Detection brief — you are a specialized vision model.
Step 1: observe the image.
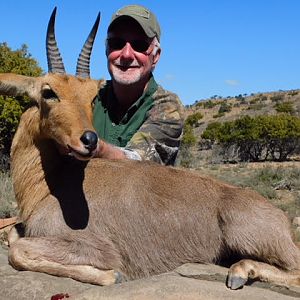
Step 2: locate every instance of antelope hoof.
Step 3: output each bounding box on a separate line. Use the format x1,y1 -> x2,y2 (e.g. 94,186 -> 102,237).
227,275 -> 247,290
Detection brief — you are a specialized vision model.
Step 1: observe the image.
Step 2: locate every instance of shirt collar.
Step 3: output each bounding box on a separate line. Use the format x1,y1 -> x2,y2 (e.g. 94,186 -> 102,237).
106,74 -> 158,118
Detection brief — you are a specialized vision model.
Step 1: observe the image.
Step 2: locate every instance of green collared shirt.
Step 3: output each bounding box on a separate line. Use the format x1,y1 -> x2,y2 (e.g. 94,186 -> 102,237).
93,76 -> 184,165
93,76 -> 157,147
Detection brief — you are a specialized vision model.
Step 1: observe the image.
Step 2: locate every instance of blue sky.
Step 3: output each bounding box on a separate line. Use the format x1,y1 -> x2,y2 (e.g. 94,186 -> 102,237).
1,1 -> 300,105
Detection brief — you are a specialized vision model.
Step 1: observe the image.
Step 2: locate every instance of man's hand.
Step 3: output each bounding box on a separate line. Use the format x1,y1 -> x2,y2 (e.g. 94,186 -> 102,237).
93,139 -> 126,160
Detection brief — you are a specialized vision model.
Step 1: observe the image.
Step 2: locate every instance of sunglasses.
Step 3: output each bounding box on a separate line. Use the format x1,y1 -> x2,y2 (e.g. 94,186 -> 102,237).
106,37 -> 152,53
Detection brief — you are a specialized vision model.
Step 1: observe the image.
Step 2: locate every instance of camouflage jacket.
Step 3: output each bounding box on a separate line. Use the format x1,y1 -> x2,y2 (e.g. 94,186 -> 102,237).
93,76 -> 184,165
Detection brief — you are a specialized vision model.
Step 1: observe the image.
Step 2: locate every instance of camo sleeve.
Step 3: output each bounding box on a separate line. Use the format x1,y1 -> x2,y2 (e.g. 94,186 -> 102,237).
125,86 -> 184,165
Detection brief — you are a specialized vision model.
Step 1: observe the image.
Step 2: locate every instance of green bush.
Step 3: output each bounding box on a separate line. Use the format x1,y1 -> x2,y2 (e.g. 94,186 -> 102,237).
213,112 -> 225,118
287,90 -> 298,96
250,98 -> 259,104
248,103 -> 265,111
195,101 -> 204,108
201,122 -> 222,142
201,114 -> 300,161
275,101 -> 294,114
218,102 -> 231,114
235,94 -> 245,102
178,144 -> 196,168
270,94 -> 284,102
203,100 -> 217,109
0,43 -> 43,155
185,112 -> 203,127
181,124 -> 196,146
260,95 -> 268,101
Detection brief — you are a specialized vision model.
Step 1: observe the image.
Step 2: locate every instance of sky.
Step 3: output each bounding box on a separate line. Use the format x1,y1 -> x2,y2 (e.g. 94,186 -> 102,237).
1,1 -> 300,105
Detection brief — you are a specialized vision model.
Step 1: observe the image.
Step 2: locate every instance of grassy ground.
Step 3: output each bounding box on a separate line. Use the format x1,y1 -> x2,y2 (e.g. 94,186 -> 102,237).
0,170 -> 16,244
0,170 -> 17,219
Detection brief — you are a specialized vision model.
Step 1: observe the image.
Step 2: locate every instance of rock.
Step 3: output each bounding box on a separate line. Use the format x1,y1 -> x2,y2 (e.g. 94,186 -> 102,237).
1,245 -> 300,300
293,217 -> 300,226
273,179 -> 292,190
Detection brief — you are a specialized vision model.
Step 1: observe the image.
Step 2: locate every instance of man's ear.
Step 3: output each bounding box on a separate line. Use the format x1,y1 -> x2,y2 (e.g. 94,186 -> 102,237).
152,48 -> 161,68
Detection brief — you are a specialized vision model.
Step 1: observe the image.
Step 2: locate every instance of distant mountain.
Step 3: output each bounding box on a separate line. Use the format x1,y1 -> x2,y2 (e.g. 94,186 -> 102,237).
186,89 -> 300,135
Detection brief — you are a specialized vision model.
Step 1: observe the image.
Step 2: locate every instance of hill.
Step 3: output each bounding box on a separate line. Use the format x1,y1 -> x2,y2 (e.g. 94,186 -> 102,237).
187,89 -> 300,121
180,89 -> 300,167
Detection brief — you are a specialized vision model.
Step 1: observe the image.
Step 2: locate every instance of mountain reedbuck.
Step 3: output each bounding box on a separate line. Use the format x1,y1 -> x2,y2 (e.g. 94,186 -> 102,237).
2,8 -> 300,289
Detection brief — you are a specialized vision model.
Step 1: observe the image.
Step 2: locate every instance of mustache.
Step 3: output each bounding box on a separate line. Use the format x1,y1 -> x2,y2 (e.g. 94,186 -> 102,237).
113,59 -> 140,68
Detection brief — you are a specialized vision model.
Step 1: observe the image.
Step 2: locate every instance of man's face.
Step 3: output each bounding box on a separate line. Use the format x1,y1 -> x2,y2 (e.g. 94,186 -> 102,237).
106,18 -> 160,86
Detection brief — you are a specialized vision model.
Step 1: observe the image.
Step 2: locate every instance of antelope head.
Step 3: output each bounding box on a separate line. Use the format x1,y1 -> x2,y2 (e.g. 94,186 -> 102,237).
0,7 -> 104,160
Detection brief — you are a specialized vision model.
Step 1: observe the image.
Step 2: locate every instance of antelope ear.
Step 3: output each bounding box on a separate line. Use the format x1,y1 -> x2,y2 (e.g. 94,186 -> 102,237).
0,73 -> 40,101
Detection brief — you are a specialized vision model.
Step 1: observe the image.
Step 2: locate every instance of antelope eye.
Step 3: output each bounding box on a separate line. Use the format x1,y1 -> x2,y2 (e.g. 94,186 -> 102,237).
42,87 -> 58,101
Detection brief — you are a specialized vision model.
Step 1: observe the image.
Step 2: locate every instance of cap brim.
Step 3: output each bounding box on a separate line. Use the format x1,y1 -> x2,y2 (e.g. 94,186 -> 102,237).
108,15 -> 155,39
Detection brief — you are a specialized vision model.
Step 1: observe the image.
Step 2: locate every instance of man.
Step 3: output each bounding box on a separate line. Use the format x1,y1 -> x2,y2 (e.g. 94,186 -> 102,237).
93,4 -> 184,165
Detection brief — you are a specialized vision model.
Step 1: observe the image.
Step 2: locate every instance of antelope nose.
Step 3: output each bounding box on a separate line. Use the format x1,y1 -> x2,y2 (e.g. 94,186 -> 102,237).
80,130 -> 98,151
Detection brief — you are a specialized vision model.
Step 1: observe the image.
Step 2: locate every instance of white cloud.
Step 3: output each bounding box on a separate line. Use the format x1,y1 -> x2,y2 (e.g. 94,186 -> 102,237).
164,74 -> 175,81
225,79 -> 239,86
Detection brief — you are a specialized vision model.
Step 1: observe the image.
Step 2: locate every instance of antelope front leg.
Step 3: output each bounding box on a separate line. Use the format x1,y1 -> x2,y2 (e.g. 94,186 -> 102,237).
8,237 -> 124,286
227,259 -> 296,289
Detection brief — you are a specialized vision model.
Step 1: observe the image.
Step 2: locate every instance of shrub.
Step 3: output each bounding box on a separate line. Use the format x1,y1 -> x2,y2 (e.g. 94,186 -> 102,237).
201,114 -> 300,161
250,98 -> 259,104
213,112 -> 225,118
275,101 -> 294,114
260,95 -> 268,101
201,122 -> 222,142
270,94 -> 284,102
0,97 -> 23,155
288,91 -> 299,96
178,144 -> 196,168
248,103 -> 265,111
0,43 -> 43,155
235,94 -> 245,102
218,102 -> 231,114
181,124 -> 197,146
185,112 -> 203,127
203,100 -> 217,109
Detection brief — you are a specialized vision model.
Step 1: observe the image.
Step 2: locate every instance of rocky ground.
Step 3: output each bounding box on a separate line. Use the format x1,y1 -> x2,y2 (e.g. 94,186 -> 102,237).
1,244 -> 300,300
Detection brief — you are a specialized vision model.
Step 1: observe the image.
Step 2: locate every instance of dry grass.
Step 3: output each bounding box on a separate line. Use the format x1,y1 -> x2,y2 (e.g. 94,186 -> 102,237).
0,170 -> 17,218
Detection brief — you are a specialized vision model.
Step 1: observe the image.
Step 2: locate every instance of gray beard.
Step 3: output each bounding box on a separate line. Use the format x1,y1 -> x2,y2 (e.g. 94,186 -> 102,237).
110,67 -> 142,85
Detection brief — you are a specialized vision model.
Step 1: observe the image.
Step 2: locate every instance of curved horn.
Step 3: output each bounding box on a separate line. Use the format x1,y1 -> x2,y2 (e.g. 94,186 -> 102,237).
46,7 -> 65,74
76,13 -> 100,78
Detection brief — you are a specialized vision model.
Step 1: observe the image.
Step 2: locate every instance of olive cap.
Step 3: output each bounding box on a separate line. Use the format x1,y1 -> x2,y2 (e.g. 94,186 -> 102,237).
108,5 -> 161,41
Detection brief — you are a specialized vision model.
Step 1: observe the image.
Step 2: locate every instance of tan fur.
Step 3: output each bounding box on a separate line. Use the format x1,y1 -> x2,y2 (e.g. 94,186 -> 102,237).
2,72 -> 300,289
